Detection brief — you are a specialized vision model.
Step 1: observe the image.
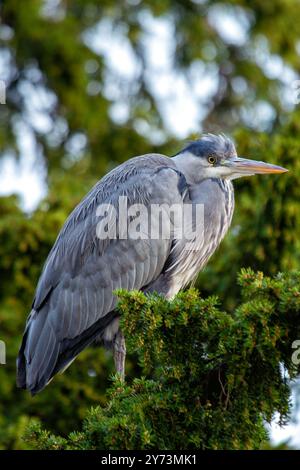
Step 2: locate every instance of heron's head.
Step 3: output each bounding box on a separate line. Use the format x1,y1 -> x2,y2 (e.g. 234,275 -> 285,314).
172,134 -> 287,183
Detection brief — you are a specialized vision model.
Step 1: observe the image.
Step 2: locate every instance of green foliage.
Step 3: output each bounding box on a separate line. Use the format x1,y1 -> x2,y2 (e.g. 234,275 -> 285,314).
25,270 -> 300,450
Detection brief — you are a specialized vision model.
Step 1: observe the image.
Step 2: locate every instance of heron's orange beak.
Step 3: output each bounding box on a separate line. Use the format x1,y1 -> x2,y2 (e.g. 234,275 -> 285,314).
228,157 -> 288,175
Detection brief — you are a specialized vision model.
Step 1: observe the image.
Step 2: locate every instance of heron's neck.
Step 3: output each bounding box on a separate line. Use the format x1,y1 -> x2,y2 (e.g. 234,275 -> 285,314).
213,177 -> 234,195
172,153 -> 204,184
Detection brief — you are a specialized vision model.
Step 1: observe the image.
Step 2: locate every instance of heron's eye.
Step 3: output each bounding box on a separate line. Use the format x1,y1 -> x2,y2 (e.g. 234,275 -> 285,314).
208,155 -> 216,165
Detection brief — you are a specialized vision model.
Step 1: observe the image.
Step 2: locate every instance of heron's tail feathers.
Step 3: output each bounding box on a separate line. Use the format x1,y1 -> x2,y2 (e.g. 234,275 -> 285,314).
17,308 -> 118,395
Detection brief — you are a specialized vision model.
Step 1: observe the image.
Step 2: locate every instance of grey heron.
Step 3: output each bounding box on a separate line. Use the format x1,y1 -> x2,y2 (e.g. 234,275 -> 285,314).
17,134 -> 287,394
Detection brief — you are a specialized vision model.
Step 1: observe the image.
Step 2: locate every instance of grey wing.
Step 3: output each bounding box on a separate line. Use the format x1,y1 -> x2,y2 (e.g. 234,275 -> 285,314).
17,154 -> 187,394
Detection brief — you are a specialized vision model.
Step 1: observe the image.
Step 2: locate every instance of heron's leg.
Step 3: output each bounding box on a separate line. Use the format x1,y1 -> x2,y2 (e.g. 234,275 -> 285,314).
113,330 -> 126,381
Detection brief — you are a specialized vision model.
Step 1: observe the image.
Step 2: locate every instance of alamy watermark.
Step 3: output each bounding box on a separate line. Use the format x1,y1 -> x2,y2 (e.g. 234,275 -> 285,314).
292,79 -> 300,105
0,80 -> 6,105
0,340 -> 6,365
291,340 -> 300,365
95,197 -> 205,251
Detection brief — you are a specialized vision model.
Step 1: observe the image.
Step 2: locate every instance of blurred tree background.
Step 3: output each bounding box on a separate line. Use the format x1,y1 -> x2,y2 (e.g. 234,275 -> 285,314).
0,0 -> 299,449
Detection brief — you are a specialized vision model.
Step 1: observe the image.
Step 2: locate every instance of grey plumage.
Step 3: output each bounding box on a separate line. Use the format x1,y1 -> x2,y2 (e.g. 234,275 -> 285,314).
17,134 -> 287,394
